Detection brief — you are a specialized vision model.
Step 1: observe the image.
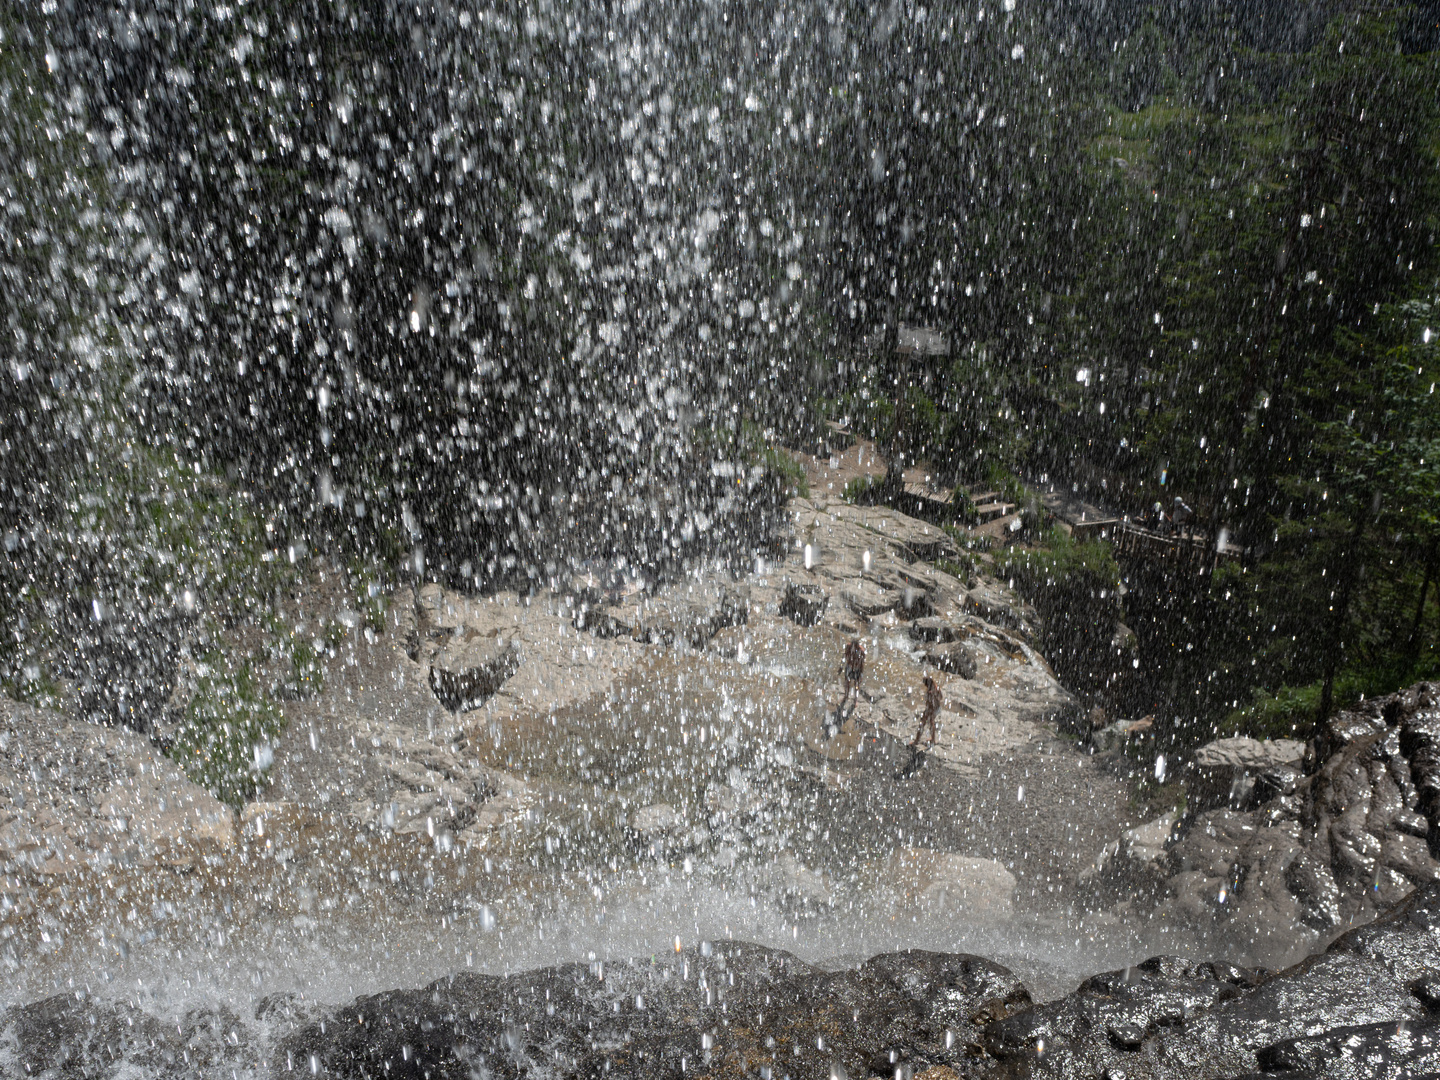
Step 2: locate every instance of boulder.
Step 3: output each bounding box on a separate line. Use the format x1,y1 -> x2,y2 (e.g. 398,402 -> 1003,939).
1111,684 -> 1440,947
428,636 -> 521,712
885,847 -> 1016,921
0,697 -> 236,878
924,641 -> 978,679
274,939 -> 1027,1080
780,581 -> 829,627
1186,736 -> 1305,814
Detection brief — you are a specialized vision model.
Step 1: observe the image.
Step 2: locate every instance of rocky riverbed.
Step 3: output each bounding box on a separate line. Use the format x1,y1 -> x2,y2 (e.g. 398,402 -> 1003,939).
4,488 -> 1440,1077
0,491 -> 1152,1008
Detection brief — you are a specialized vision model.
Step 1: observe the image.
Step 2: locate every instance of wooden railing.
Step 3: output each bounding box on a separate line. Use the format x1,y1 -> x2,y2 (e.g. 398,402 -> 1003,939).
1072,518 -> 1241,571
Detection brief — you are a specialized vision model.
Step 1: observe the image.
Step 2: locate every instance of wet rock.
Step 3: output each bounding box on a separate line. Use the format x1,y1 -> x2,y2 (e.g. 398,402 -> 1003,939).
1254,1013 -> 1440,1079
428,638 -> 521,712
781,581 -> 829,627
9,884 -> 1440,1080
1152,947 -> 1426,1077
1117,684 -> 1440,947
1079,812 -> 1175,896
819,502 -> 959,564
980,954 -> 1244,1075
1285,850 -> 1343,929
1186,736 -> 1304,815
1,993 -> 258,1078
277,941 -> 1027,1080
897,587 -> 937,618
631,586 -> 748,648
924,641 -> 978,679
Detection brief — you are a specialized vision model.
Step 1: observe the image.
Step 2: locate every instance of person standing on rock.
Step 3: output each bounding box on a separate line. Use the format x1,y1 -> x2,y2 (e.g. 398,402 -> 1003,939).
911,674 -> 943,748
837,636 -> 867,718
1171,496 -> 1193,538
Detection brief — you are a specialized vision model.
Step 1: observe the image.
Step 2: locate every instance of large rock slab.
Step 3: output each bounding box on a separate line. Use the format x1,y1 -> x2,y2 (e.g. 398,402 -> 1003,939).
7,884 -> 1440,1079
0,697 -> 235,878
274,942 -> 1030,1080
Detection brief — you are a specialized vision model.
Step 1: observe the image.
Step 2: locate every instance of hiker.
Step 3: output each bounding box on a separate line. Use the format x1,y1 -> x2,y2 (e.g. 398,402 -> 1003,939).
1171,496 -> 1193,537
911,674 -> 943,748
838,636 -> 867,714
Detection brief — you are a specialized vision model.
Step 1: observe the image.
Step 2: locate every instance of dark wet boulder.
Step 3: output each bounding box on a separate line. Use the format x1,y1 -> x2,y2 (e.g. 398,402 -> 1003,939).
1126,683 -> 1440,950
0,992 -> 257,1078
1252,1013 -> 1440,1079
275,943 -> 1029,1080
979,954 -> 1253,1078
10,884 -> 1440,1079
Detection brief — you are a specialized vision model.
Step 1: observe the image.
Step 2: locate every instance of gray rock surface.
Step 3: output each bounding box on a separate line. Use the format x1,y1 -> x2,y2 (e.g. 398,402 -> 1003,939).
5,882 -> 1440,1079
0,697 -> 235,880
1091,684 -> 1440,958
1186,736 -> 1304,814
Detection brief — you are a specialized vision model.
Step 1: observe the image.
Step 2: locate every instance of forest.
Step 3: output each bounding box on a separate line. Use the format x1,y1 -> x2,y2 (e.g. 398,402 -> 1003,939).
1,0 -> 1438,768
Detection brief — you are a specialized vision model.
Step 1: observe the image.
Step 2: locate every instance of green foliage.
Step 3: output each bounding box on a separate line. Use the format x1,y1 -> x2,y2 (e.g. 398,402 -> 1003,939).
995,527 -> 1123,597
843,474 -> 883,505
171,656 -> 284,809
757,446 -> 809,499
995,526 -> 1126,708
